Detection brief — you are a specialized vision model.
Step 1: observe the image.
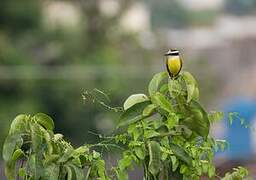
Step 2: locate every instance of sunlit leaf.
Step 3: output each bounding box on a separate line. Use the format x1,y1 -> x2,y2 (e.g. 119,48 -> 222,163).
148,141 -> 161,176
169,143 -> 192,166
118,101 -> 151,127
134,147 -> 145,160
42,164 -> 60,180
123,94 -> 149,110
68,163 -> 84,180
12,149 -> 24,161
151,92 -> 173,113
34,113 -> 54,131
2,133 -> 23,162
168,79 -> 182,98
118,155 -> 133,171
64,165 -> 73,180
181,71 -> 199,103
142,104 -> 157,117
181,100 -> 209,137
148,71 -> 168,97
9,114 -> 27,134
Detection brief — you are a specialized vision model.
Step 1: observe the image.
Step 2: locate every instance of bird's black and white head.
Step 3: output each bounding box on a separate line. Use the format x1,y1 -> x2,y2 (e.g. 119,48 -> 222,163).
165,49 -> 180,56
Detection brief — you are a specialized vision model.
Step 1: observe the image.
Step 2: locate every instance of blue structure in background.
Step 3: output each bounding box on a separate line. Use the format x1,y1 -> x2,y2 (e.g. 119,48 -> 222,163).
223,97 -> 256,159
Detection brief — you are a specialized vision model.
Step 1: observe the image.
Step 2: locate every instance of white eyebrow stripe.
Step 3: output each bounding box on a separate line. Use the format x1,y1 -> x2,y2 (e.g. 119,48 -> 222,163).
170,50 -> 179,54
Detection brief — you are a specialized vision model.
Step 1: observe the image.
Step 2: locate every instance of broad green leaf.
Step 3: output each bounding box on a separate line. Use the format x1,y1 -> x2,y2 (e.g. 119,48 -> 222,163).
44,154 -> 60,165
118,155 -> 133,171
34,113 -> 54,131
151,92 -> 173,113
2,133 -> 23,162
118,101 -> 151,127
58,147 -> 74,163
144,130 -> 160,139
18,168 -> 26,177
148,141 -> 161,176
42,164 -> 60,180
181,71 -> 198,103
160,84 -> 168,94
142,104 -> 157,117
26,154 -> 43,179
64,165 -> 73,180
69,164 -> 84,180
166,113 -> 179,129
181,100 -> 210,137
170,156 -> 179,171
180,164 -> 188,174
128,124 -> 142,141
30,123 -> 43,152
123,94 -> 149,110
169,143 -> 192,166
41,128 -> 53,154
168,79 -> 182,98
95,159 -> 107,179
73,146 -> 89,158
9,114 -> 27,134
134,147 -> 145,160
148,71 -> 168,96
12,149 -> 24,161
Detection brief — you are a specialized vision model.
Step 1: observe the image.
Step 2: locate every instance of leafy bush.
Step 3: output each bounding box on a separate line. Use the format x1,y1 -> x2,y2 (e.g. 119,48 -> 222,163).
2,70 -> 249,179
2,113 -> 108,180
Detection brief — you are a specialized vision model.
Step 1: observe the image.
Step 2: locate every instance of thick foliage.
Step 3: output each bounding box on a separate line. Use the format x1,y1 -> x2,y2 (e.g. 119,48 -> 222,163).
114,71 -> 249,180
2,71 -> 249,180
2,113 -> 108,180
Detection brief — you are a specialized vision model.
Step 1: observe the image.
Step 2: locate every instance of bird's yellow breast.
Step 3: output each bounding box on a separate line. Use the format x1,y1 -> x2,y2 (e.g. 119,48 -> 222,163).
167,56 -> 182,76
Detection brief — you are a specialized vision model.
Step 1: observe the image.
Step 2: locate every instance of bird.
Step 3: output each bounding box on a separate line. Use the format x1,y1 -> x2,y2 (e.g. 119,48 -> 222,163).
165,49 -> 183,78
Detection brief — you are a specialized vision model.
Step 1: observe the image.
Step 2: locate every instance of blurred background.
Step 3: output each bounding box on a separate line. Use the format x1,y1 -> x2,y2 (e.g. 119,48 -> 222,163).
1,0 -> 256,178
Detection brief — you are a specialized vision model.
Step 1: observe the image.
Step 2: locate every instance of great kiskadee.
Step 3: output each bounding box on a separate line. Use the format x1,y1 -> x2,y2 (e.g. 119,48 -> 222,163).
165,49 -> 182,78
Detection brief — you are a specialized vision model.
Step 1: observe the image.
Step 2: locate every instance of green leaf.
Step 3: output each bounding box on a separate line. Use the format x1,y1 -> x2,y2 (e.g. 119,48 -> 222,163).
118,101 -> 151,127
148,141 -> 161,176
181,71 -> 198,103
30,123 -> 43,152
160,84 -> 168,94
64,165 -> 73,180
44,154 -> 60,165
142,104 -> 157,117
169,143 -> 192,166
134,147 -> 145,160
41,128 -> 53,154
151,92 -> 173,113
18,168 -> 26,177
148,71 -> 168,96
144,130 -> 160,139
168,79 -> 182,98
9,114 -> 27,134
128,124 -> 142,141
12,149 -> 24,161
58,147 -> 74,163
34,113 -> 54,131
170,156 -> 179,171
68,163 -> 84,180
95,159 -> 107,179
180,164 -> 188,174
181,100 -> 210,137
2,133 -> 23,162
123,94 -> 149,110
42,164 -> 60,180
118,155 -> 133,171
